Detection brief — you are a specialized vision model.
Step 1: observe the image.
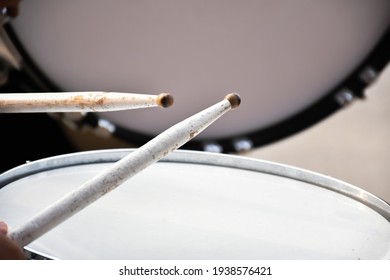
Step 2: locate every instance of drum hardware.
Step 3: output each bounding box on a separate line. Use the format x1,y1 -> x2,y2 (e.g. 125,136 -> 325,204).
334,88 -> 355,107
359,66 -> 379,85
96,119 -> 116,135
202,142 -> 223,153
334,64 -> 382,107
232,138 -> 254,152
55,112 -> 259,153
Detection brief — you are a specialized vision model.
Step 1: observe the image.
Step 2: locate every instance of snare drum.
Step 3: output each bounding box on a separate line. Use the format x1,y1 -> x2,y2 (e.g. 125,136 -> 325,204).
0,149 -> 389,260
1,1 -> 389,152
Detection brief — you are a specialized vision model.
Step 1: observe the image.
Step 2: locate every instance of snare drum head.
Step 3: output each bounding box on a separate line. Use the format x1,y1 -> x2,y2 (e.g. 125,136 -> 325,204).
2,0 -> 390,152
0,150 -> 389,260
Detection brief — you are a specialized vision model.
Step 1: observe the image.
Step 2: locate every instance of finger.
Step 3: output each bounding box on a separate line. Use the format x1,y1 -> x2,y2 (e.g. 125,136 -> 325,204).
0,221 -> 8,235
0,234 -> 26,260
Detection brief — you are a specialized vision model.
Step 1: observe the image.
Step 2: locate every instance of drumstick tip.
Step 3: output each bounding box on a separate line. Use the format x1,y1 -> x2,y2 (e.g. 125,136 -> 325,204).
224,93 -> 241,109
156,93 -> 174,108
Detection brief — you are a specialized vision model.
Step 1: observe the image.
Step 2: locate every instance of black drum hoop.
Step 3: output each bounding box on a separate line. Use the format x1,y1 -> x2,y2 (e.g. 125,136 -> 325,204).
1,23 -> 389,153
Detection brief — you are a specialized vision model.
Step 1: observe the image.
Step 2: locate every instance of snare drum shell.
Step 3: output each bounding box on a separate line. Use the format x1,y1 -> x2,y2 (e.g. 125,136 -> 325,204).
0,149 -> 389,260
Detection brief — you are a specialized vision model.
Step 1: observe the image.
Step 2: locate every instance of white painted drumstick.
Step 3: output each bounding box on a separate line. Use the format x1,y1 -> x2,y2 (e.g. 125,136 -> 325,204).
8,93 -> 241,248
0,91 -> 174,112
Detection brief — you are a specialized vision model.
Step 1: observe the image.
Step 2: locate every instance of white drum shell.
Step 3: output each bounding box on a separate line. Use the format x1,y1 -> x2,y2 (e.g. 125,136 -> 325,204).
0,149 -> 389,260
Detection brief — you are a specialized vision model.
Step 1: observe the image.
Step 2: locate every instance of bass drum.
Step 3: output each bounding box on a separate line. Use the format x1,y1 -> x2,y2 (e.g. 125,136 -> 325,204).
0,149 -> 389,260
0,0 -> 389,152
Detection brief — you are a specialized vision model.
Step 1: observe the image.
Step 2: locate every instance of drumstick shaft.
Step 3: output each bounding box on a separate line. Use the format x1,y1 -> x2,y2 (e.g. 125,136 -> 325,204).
8,93 -> 241,248
0,92 -> 173,112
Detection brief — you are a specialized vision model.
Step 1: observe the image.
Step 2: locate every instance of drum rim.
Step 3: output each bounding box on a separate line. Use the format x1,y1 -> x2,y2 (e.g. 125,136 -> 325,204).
1,148 -> 389,222
1,22 -> 389,153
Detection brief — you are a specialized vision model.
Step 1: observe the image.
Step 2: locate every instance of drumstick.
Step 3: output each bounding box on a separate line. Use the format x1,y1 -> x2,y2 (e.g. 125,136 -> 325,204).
0,91 -> 174,112
8,93 -> 241,248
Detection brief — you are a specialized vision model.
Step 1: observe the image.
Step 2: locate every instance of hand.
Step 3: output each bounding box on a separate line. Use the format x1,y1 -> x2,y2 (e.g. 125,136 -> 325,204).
0,221 -> 26,260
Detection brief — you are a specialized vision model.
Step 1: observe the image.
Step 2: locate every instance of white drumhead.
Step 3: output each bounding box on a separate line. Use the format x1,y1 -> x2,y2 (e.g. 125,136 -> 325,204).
0,149 -> 389,259
8,0 -> 390,139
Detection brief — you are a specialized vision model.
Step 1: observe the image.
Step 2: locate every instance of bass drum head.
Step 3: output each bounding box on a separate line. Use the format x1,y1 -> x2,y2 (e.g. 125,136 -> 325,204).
2,0 -> 390,152
0,149 -> 389,260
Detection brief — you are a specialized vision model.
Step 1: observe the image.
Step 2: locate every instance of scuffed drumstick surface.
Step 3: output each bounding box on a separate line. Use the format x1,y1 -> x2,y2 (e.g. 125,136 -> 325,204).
8,93 -> 241,248
0,92 -> 173,113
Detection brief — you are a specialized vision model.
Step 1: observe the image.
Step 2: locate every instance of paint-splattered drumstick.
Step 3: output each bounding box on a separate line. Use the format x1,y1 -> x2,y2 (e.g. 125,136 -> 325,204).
8,93 -> 241,248
0,92 -> 174,113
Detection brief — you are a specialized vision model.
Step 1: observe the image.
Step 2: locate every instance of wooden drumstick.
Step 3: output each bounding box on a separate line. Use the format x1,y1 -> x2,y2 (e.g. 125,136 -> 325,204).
0,91 -> 174,113
8,93 -> 241,248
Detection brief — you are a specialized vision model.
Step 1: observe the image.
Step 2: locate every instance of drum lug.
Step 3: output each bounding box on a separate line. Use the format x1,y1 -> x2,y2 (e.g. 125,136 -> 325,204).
95,119 -> 116,138
359,66 -> 378,85
203,142 -> 223,153
233,138 -> 254,152
334,89 -> 355,107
